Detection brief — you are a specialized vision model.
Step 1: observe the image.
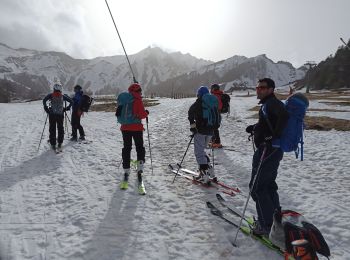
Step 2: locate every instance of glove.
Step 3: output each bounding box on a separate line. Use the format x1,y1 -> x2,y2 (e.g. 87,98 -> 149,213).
190,123 -> 197,134
145,109 -> 149,115
64,105 -> 71,112
44,107 -> 50,114
246,125 -> 255,134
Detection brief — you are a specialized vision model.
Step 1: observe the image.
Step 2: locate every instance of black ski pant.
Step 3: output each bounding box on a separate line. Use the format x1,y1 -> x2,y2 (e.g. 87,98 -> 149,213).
212,128 -> 221,144
71,111 -> 85,138
49,114 -> 64,146
249,145 -> 283,229
122,131 -> 145,169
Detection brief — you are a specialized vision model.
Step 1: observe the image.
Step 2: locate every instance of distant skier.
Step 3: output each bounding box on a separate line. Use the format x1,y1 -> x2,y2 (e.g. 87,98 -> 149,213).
70,85 -> 85,141
43,82 -> 73,152
188,86 -> 220,184
210,84 -> 223,148
245,78 -> 289,236
116,83 -> 149,195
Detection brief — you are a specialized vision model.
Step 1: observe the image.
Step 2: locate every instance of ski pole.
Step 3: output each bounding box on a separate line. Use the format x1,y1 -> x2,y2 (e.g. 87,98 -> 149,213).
232,145 -> 267,246
146,117 -> 154,175
172,134 -> 194,183
37,113 -> 49,152
105,0 -> 137,83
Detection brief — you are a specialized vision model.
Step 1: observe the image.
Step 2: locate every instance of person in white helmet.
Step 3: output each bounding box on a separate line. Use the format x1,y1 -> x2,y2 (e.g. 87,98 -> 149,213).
43,83 -> 73,151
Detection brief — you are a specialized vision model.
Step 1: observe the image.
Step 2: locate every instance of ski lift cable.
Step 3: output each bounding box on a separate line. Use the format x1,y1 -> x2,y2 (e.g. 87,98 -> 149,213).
105,0 -> 138,83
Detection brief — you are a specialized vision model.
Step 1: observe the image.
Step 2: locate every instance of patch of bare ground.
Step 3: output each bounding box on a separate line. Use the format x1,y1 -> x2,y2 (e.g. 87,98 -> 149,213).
248,106 -> 350,131
304,116 -> 350,131
90,98 -> 160,112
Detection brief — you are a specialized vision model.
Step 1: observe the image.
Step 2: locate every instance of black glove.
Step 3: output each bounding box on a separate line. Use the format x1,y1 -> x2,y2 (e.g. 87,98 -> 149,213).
246,125 -> 255,134
44,107 -> 50,114
190,123 -> 197,134
145,109 -> 149,115
64,105 -> 71,112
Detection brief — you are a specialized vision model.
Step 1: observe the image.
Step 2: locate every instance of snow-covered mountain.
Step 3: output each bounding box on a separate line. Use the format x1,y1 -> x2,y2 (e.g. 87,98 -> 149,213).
0,42 -> 306,101
0,43 -> 211,100
147,54 -> 307,96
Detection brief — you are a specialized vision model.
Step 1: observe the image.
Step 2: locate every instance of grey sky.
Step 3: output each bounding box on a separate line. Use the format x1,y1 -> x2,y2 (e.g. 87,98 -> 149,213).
0,0 -> 349,67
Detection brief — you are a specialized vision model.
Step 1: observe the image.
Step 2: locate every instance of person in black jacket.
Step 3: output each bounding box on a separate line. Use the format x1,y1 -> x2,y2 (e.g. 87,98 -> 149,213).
70,85 -> 85,141
246,78 -> 289,236
43,83 -> 73,151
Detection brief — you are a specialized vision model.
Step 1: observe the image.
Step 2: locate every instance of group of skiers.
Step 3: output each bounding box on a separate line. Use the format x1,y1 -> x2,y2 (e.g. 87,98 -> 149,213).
42,78 -> 289,238
42,83 -> 86,152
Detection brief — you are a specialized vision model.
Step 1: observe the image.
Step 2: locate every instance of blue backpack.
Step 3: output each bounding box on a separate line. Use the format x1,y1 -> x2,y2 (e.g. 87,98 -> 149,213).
201,93 -> 221,128
263,93 -> 309,160
116,92 -> 141,125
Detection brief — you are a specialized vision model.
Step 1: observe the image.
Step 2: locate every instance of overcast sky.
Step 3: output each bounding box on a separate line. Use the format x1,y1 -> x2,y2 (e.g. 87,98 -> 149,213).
0,0 -> 349,67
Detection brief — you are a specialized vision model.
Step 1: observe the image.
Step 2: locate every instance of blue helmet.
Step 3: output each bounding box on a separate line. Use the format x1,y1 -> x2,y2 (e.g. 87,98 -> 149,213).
197,86 -> 209,97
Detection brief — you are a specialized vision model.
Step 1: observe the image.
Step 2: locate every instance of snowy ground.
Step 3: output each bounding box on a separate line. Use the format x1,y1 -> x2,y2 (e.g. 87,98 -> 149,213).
0,93 -> 349,259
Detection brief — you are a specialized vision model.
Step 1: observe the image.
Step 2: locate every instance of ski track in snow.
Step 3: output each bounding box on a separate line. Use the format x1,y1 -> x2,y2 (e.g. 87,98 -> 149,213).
0,95 -> 349,259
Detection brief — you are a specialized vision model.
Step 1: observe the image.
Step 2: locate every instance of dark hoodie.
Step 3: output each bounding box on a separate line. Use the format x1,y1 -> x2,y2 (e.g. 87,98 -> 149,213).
253,93 -> 289,147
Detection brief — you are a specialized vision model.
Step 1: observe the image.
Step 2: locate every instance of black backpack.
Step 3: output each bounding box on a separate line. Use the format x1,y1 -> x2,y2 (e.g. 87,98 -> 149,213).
220,93 -> 230,114
80,94 -> 93,112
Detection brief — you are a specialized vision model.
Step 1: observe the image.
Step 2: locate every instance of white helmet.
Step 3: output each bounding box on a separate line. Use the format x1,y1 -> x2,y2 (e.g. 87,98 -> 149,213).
53,83 -> 62,92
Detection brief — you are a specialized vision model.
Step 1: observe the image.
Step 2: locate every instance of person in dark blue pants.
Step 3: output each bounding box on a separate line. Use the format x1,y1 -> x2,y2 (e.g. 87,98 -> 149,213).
246,78 -> 289,236
70,85 -> 85,141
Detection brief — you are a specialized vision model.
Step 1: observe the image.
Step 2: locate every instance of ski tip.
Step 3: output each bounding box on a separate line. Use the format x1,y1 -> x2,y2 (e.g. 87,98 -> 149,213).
216,193 -> 224,200
206,201 -> 214,208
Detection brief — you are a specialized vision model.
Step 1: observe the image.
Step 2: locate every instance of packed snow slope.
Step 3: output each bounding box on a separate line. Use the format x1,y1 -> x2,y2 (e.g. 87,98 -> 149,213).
0,93 -> 349,259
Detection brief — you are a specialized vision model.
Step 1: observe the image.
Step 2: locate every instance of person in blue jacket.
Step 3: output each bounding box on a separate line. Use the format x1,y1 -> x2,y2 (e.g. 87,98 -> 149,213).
70,85 -> 85,141
43,83 -> 73,150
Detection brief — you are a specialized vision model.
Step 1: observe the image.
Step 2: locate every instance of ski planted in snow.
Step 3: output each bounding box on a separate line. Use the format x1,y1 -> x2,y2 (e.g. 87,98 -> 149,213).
170,164 -> 240,193
216,193 -> 248,223
168,164 -> 215,189
206,201 -> 291,257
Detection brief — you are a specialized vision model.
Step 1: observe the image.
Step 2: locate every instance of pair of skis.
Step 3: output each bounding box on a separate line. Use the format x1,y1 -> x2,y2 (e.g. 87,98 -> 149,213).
207,194 -> 293,258
168,164 -> 240,196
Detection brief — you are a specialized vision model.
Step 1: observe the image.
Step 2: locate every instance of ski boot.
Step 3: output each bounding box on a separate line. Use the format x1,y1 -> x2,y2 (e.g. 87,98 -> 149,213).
57,143 -> 63,153
51,144 -> 56,151
195,165 -> 211,184
70,136 -> 77,142
120,169 -> 130,190
137,172 -> 146,195
79,136 -> 85,141
208,165 -> 217,182
137,161 -> 146,195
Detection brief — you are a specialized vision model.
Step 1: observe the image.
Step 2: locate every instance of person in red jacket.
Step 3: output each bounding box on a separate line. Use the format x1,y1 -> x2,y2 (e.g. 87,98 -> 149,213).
119,83 -> 149,194
210,84 -> 223,148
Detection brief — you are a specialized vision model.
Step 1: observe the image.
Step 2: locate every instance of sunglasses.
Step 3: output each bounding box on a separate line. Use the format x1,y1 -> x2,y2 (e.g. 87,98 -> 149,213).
256,86 -> 269,90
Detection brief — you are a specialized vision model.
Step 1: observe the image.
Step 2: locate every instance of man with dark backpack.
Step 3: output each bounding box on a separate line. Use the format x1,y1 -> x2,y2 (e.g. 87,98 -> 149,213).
43,82 -> 73,152
70,85 -> 86,141
188,86 -> 221,184
116,83 -> 149,195
210,84 -> 224,148
245,78 -> 289,236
